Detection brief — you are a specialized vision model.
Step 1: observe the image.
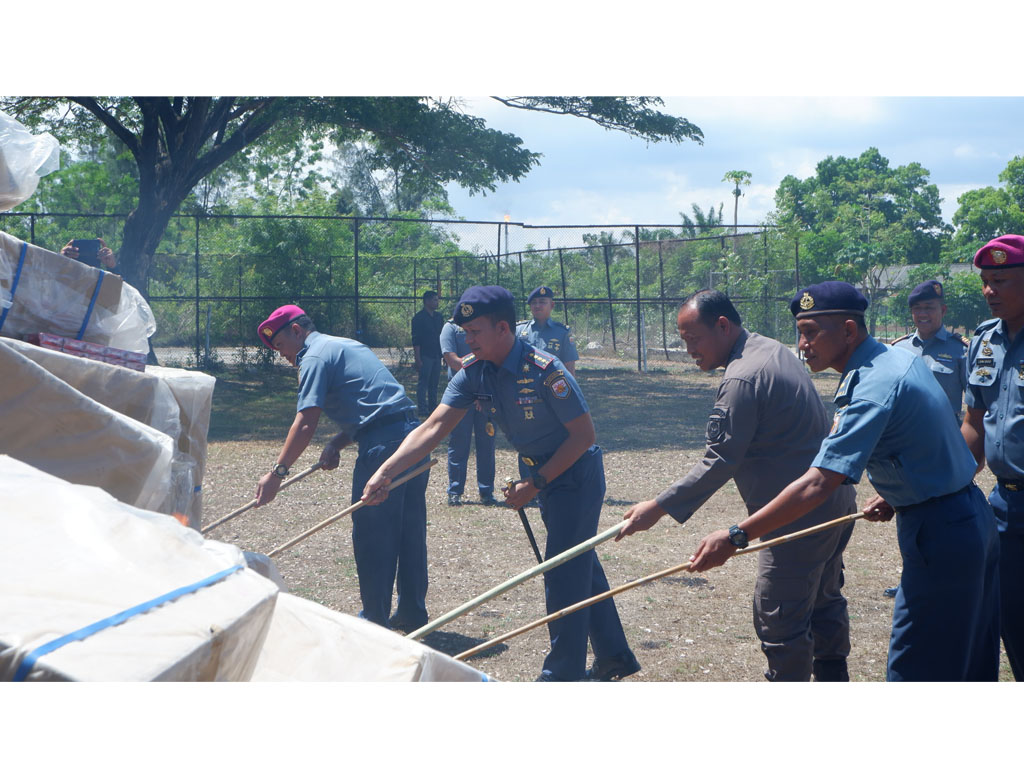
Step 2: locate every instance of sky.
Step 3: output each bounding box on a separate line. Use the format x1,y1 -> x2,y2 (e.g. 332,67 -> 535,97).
443,96 -> 1024,231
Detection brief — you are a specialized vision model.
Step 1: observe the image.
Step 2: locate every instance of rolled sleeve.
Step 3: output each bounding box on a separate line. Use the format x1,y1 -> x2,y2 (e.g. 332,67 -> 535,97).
441,367 -> 477,409
656,378 -> 758,524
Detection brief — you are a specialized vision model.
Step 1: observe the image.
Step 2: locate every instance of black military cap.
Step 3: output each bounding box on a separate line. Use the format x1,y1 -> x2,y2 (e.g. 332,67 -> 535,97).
907,280 -> 943,306
527,286 -> 554,303
451,285 -> 515,326
790,281 -> 869,318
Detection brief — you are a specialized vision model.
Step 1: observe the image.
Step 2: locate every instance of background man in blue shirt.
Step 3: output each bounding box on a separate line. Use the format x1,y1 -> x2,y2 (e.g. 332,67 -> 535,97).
254,304 -> 430,633
891,279 -> 968,420
362,286 -> 639,682
688,282 -> 999,681
516,285 -> 579,375
440,317 -> 496,507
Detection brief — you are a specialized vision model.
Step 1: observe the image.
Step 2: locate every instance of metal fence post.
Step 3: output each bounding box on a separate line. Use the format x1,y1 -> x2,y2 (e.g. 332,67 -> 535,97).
635,226 -> 641,372
194,214 -> 201,366
658,240 -> 668,361
603,243 -> 616,352
354,218 -> 361,339
558,248 -> 568,327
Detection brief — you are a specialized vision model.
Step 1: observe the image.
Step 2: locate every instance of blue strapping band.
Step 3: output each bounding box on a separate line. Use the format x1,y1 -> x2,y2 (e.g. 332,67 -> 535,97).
76,270 -> 104,340
0,242 -> 28,334
13,563 -> 243,681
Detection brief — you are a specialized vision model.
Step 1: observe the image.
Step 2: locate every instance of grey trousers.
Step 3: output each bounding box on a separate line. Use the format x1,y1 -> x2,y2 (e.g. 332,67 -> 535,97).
753,520 -> 854,681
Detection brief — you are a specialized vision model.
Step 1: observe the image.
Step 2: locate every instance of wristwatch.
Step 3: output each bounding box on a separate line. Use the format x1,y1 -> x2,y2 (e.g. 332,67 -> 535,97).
727,524 -> 749,549
531,472 -> 547,491
272,463 -> 290,478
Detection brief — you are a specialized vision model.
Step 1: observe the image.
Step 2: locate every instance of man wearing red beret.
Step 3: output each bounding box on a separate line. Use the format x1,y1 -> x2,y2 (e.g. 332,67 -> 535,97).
254,304 -> 431,632
963,234 -> 1024,680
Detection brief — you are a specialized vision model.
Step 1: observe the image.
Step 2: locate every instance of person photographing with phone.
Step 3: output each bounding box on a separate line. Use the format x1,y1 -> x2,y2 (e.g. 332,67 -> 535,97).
60,238 -> 118,272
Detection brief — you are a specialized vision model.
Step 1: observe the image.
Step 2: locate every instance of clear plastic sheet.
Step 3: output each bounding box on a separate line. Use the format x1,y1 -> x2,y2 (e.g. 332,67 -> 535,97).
0,230 -> 155,354
0,110 -> 60,212
0,457 -> 279,682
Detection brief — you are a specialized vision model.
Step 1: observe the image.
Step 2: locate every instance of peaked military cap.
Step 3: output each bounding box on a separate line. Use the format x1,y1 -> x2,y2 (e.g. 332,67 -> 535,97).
451,285 -> 516,326
527,285 -> 554,304
908,280 -> 944,306
974,234 -> 1024,270
790,281 -> 869,318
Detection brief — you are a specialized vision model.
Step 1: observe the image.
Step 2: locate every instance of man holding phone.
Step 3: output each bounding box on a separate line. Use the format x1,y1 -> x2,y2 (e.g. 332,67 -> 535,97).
61,238 -> 117,272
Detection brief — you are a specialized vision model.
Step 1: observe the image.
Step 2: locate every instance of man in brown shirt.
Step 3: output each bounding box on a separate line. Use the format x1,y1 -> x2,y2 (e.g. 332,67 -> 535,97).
616,289 -> 856,681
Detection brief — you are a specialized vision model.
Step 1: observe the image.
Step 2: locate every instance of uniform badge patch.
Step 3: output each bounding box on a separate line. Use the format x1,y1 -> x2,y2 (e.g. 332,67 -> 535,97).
982,343 -> 994,357
524,407 -> 535,420
799,292 -> 815,310
262,326 -> 274,338
993,249 -> 1008,265
830,408 -> 844,436
550,377 -> 570,399
461,303 -> 475,317
706,407 -> 727,442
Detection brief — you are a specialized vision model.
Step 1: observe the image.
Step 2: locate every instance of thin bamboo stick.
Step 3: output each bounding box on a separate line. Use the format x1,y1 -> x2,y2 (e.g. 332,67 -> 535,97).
266,458 -> 437,558
454,511 -> 866,661
201,462 -> 324,534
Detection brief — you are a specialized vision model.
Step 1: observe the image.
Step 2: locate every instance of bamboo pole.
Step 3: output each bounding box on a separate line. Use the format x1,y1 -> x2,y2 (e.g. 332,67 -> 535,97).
454,511 -> 865,662
201,462 -> 324,534
407,520 -> 627,641
266,458 -> 437,558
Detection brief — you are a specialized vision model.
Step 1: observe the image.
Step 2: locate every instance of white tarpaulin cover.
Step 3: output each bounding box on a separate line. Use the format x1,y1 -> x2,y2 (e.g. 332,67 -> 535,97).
0,338 -> 216,527
0,342 -> 175,510
251,593 -> 488,682
0,456 -> 279,682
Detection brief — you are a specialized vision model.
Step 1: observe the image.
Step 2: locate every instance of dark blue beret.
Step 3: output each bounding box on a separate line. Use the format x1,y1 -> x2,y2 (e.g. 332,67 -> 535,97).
527,286 -> 554,304
908,280 -> 944,306
451,285 -> 516,326
790,281 -> 869,318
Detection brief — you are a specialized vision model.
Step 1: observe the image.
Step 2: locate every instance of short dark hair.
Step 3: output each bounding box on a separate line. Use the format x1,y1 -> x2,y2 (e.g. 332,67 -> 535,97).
422,290 -> 438,302
293,314 -> 317,333
682,289 -> 742,327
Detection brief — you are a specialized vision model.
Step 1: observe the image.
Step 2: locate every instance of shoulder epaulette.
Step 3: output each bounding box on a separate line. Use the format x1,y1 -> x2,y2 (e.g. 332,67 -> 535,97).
461,353 -> 480,366
528,348 -> 555,369
890,333 -> 912,345
974,318 -> 999,336
952,332 -> 969,347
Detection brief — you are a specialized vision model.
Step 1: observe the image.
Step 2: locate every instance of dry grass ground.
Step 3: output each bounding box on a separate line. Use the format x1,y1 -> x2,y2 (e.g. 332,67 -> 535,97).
201,354 -> 1012,682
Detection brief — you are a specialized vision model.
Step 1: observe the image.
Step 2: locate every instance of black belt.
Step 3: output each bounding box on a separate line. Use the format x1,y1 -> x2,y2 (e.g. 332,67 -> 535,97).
354,409 -> 415,441
998,478 -> 1024,492
894,483 -> 974,513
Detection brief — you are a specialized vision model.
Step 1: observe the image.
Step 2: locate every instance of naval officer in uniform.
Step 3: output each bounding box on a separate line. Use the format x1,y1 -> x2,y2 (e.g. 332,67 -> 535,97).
361,286 -> 640,682
516,285 -> 579,375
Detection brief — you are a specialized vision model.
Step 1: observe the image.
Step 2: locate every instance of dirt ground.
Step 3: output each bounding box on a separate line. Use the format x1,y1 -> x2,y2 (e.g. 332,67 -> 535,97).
201,355 -> 1012,682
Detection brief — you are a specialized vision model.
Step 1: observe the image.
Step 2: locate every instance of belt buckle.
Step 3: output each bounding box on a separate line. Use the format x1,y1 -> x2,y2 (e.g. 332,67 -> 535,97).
522,456 -> 536,467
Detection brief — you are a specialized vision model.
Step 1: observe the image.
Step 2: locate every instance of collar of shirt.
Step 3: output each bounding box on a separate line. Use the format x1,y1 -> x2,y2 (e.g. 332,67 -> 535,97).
295,330 -> 321,364
726,328 -> 750,365
494,337 -> 528,376
842,335 -> 886,379
913,326 -> 950,345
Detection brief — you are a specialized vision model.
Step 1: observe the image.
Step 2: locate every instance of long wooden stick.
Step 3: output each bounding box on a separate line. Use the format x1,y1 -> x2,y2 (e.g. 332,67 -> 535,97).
407,520 -> 627,641
266,458 -> 437,558
454,510 -> 866,661
201,462 -> 324,534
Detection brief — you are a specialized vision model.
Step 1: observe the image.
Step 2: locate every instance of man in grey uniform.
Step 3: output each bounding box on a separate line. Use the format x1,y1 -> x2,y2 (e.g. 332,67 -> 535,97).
616,289 -> 857,682
891,279 -> 967,420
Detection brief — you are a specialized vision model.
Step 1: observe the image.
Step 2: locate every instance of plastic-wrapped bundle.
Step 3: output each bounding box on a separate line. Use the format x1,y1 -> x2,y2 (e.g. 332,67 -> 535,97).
0,342 -> 174,510
0,109 -> 60,212
0,230 -> 155,354
0,457 -> 279,682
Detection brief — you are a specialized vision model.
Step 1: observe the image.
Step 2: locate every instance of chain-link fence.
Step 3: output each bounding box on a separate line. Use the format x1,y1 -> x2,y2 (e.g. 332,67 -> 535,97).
5,210 -> 900,370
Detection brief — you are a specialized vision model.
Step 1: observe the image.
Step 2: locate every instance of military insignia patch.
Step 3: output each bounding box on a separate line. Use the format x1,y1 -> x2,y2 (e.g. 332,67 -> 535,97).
705,407 -> 726,442
461,303 -> 474,317
262,327 -> 274,338
830,409 -> 843,436
993,249 -> 1008,265
799,292 -> 815,310
524,407 -> 534,420
835,370 -> 856,399
982,343 -> 994,357
550,377 -> 570,399
486,421 -> 495,437
935,283 -> 943,297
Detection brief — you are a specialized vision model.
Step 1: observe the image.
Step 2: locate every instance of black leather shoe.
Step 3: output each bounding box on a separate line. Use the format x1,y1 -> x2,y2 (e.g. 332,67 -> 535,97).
479,493 -> 497,506
883,587 -> 898,598
389,614 -> 427,633
812,658 -> 849,682
586,650 -> 641,681
447,493 -> 462,506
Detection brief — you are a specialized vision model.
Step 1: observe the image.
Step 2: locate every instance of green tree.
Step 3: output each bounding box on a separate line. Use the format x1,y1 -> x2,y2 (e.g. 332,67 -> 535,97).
3,97 -> 703,297
951,156 -> 1024,256
722,169 -> 752,236
773,148 -> 950,332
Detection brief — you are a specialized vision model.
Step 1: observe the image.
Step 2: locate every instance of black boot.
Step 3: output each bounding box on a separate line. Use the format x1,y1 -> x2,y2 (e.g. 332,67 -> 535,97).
812,658 -> 850,682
